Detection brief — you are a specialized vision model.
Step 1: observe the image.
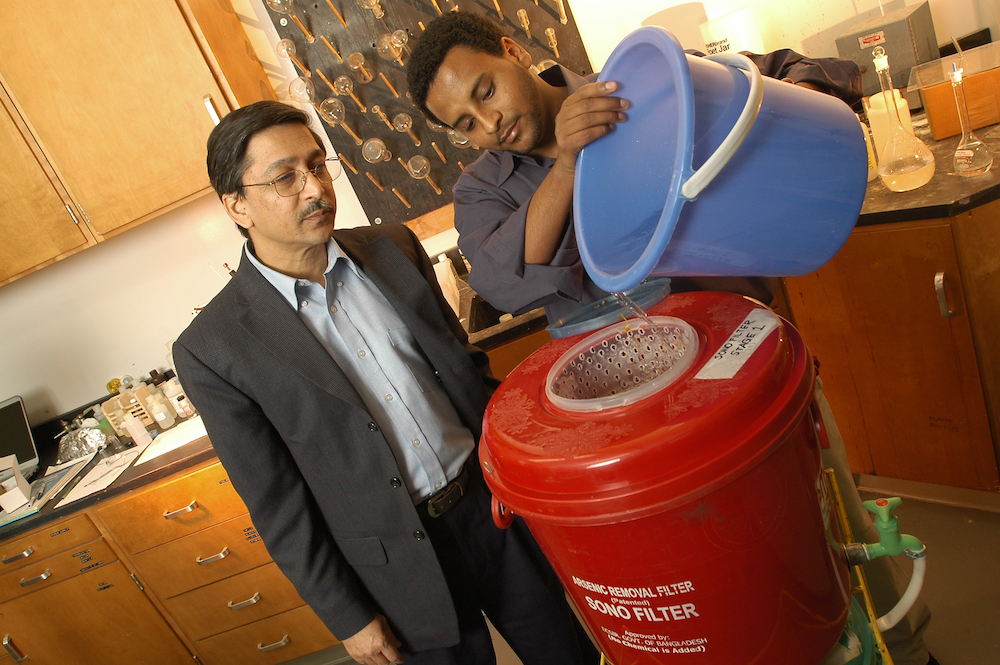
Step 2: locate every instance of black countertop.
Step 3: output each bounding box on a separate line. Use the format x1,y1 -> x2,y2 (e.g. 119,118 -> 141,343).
0,434 -> 216,541
859,115 -> 1000,225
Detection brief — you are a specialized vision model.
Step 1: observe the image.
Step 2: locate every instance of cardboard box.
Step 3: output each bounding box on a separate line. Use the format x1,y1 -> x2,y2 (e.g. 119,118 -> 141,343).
0,455 -> 31,513
836,2 -> 938,96
909,42 -> 1000,140
920,68 -> 1000,140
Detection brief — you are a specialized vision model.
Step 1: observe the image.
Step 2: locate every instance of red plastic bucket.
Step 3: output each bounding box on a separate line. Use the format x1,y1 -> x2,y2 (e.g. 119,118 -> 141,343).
480,292 -> 850,664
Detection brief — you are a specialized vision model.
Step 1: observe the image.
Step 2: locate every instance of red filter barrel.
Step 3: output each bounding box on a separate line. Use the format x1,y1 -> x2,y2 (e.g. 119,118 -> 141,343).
480,292 -> 849,664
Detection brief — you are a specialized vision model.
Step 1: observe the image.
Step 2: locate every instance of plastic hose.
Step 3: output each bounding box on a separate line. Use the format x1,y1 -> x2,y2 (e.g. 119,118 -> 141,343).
876,550 -> 926,632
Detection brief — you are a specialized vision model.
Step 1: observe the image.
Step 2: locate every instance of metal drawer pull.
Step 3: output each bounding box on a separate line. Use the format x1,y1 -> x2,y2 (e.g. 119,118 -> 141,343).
2,547 -> 34,565
934,272 -> 956,317
257,635 -> 290,652
20,568 -> 52,587
163,500 -> 200,519
3,635 -> 28,663
196,546 -> 230,566
228,591 -> 261,610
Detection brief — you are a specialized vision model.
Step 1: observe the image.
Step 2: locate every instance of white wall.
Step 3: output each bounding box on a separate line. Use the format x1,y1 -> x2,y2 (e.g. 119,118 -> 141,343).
0,0 -> 994,424
573,0 -> 998,69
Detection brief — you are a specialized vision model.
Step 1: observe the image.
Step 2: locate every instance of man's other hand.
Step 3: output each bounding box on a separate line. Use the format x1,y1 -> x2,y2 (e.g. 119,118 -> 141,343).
342,614 -> 404,664
553,81 -> 629,176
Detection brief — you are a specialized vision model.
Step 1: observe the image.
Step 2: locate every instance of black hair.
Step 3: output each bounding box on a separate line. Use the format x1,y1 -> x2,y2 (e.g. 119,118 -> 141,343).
407,12 -> 506,123
205,101 -> 325,238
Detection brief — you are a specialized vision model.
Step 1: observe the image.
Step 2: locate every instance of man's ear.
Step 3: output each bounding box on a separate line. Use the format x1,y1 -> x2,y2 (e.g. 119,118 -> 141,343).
222,192 -> 253,234
500,36 -> 533,70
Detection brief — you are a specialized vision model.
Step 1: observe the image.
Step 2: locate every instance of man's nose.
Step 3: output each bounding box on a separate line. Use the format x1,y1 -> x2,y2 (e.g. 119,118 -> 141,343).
478,109 -> 501,134
301,169 -> 326,198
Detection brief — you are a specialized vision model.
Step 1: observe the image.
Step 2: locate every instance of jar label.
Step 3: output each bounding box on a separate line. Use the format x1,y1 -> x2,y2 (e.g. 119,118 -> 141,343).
695,309 -> 779,380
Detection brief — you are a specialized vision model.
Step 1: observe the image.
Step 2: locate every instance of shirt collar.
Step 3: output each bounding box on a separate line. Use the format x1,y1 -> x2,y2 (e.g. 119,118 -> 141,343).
244,238 -> 361,310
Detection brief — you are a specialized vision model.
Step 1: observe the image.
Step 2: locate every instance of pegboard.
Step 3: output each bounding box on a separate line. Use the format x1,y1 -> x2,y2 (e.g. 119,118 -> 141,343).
263,0 -> 593,224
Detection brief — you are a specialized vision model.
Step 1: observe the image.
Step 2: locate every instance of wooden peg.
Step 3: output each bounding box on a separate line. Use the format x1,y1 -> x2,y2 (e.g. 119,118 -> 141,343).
431,142 -> 447,163
320,35 -> 343,63
492,0 -> 503,21
517,9 -> 531,41
430,0 -> 442,15
556,0 -> 568,24
338,152 -> 358,174
378,72 -> 400,98
366,172 -> 384,191
325,0 -> 347,27
545,28 -> 559,58
391,188 -> 412,208
371,105 -> 394,130
315,69 -> 336,92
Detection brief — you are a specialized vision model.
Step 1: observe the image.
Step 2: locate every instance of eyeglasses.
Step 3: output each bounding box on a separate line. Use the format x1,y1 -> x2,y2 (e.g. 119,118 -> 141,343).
243,158 -> 342,197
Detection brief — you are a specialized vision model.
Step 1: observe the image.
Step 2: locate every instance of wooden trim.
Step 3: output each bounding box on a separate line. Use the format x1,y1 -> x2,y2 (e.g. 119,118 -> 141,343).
404,204 -> 455,241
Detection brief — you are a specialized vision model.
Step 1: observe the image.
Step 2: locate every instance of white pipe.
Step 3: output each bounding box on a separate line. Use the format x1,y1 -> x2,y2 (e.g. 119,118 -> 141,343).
876,552 -> 926,632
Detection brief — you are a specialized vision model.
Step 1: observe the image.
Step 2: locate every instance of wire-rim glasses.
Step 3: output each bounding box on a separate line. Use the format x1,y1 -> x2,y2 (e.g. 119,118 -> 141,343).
243,158 -> 342,197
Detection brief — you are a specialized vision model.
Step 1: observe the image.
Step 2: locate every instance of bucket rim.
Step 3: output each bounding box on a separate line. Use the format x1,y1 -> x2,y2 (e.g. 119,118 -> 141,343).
574,26 -> 695,294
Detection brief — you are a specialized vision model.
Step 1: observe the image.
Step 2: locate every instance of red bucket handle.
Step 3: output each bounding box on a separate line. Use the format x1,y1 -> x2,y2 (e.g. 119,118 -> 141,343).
491,495 -> 514,529
810,399 -> 830,449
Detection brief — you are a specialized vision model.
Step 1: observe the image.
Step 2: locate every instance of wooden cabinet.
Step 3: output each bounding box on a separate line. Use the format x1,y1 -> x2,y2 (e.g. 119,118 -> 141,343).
785,209 -> 1000,491
0,515 -> 191,664
94,461 -> 340,664
0,96 -> 93,283
0,0 -> 273,285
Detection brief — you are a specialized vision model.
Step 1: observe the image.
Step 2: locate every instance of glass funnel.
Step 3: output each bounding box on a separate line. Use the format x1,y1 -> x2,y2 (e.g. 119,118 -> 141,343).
949,63 -> 993,177
872,47 -> 935,192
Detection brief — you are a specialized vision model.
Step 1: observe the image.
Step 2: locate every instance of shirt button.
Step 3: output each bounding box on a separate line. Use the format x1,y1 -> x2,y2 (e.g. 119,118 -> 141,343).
390,477 -> 402,488
297,279 -> 309,286
413,531 -> 425,541
358,350 -> 366,357
330,305 -> 338,314
299,300 -> 308,308
412,439 -> 420,447
337,281 -> 344,287
385,394 -> 393,402
368,422 -> 379,432
434,481 -> 442,490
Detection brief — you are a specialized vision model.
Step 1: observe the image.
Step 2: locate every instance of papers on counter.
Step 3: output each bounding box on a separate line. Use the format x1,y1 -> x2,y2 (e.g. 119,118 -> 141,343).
56,448 -> 142,508
135,416 -> 206,466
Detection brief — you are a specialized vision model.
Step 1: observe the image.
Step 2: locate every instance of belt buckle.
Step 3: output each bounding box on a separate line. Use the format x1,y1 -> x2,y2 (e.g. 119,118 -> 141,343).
427,480 -> 463,518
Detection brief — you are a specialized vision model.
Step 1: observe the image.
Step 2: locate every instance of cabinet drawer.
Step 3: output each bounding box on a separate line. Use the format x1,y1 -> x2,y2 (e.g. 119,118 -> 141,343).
96,462 -> 246,554
0,537 -> 115,602
195,605 -> 339,665
0,514 -> 100,574
132,514 -> 271,599
165,563 -> 305,642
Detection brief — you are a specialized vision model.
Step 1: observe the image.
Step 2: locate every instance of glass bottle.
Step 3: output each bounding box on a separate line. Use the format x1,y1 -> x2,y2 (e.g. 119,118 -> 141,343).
872,47 -> 935,192
949,63 -> 993,177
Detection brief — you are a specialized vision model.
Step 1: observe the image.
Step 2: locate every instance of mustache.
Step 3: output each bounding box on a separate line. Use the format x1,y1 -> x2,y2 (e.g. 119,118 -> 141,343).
297,199 -> 335,222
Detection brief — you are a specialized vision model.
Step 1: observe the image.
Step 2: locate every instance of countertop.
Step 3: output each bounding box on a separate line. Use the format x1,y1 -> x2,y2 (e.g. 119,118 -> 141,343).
859,115 -> 1000,224
0,433 -> 216,541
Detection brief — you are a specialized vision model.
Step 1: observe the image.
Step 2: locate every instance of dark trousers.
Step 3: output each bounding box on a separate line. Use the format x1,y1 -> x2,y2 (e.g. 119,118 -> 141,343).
402,462 -> 600,665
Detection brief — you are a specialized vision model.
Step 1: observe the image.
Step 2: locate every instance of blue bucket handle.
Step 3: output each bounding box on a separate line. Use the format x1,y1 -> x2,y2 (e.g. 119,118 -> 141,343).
680,52 -> 763,200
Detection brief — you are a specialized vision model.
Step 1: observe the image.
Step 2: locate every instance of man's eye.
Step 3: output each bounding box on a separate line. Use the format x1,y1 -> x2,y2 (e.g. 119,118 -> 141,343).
274,172 -> 298,186
484,85 -> 494,100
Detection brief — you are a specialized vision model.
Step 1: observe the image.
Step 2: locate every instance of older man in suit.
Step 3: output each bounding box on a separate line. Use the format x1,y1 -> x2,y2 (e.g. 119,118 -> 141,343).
172,101 -> 598,665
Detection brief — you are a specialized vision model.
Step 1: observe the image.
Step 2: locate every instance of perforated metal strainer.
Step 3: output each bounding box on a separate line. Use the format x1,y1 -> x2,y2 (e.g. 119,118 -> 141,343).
545,317 -> 699,413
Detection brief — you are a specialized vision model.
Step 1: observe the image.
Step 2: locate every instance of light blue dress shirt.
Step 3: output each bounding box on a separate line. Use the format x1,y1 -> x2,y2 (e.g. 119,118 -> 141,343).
246,241 -> 474,503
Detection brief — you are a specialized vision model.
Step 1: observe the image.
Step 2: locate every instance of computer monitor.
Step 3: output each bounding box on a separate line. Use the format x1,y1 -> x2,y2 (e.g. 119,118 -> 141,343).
0,396 -> 40,484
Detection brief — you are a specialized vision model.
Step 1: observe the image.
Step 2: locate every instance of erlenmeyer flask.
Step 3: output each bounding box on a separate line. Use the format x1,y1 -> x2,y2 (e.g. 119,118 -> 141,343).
872,47 -> 935,192
949,63 -> 993,177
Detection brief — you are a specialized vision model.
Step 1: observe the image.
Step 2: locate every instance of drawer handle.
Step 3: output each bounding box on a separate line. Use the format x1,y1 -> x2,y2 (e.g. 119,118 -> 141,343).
163,500 -> 200,519
228,591 -> 261,610
20,568 -> 52,587
2,547 -> 34,565
196,546 -> 230,566
3,635 -> 28,663
934,272 -> 956,317
257,634 -> 290,652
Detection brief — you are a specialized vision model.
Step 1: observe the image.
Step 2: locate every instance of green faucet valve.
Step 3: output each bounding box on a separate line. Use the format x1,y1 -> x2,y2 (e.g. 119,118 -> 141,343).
861,496 -> 925,560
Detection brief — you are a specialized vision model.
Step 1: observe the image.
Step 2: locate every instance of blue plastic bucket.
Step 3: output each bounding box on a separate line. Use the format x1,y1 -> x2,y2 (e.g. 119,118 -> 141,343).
574,27 -> 869,293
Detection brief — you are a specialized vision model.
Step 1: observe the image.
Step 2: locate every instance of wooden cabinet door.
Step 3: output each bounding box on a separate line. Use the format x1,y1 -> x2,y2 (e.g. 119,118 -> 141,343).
786,222 -> 999,490
0,561 -> 191,664
0,99 -> 90,284
0,0 -> 227,236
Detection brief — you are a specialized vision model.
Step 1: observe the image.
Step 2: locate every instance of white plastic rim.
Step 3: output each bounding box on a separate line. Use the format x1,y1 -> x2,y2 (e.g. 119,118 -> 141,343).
545,317 -> 700,413
680,51 -> 763,200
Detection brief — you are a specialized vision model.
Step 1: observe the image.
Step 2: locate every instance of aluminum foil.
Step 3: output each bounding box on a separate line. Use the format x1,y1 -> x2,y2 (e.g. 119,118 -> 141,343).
56,427 -> 108,465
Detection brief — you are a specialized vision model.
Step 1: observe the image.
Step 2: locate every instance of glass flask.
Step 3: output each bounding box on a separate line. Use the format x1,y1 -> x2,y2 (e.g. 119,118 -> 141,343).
949,63 -> 993,177
872,47 -> 935,192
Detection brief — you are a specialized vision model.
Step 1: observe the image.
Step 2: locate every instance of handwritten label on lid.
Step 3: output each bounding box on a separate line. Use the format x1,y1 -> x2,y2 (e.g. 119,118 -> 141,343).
695,309 -> 780,380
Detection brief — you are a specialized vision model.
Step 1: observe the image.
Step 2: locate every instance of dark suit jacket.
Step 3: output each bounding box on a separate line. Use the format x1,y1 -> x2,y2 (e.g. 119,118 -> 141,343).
173,224 -> 498,651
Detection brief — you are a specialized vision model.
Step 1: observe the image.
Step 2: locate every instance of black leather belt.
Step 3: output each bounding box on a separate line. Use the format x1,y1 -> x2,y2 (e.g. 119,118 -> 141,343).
417,463 -> 471,518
